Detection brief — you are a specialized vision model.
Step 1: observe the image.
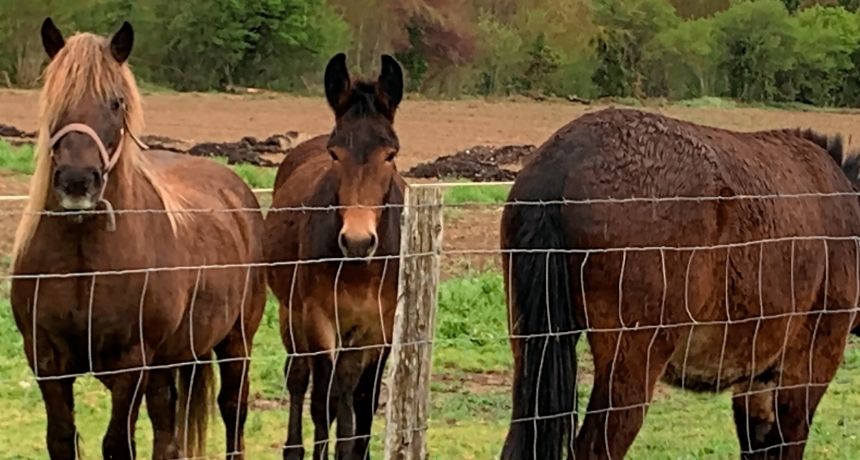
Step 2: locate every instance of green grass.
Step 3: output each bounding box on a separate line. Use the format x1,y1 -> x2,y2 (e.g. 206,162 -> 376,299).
0,140 -> 35,176
210,157 -> 278,190
443,183 -> 510,207
3,270 -> 860,458
136,80 -> 176,95
676,96 -> 739,110
435,270 -> 510,372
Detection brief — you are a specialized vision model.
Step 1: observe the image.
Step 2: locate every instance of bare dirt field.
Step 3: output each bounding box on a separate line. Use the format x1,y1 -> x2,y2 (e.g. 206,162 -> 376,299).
6,89 -> 860,268
6,89 -> 860,170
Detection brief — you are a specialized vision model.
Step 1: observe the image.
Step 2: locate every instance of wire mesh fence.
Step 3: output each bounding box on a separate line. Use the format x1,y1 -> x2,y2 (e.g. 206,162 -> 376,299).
2,185 -> 860,458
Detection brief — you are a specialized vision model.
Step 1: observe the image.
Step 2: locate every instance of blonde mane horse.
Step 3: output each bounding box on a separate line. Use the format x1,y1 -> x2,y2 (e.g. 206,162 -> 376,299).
10,18 -> 266,460
12,26 -> 182,261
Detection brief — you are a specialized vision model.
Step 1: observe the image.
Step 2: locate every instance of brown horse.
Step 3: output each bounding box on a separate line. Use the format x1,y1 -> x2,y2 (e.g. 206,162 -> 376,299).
10,19 -> 266,459
265,53 -> 405,460
500,108 -> 860,459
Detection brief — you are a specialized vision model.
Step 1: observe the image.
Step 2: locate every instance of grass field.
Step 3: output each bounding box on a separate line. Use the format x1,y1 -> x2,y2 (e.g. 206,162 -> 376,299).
3,137 -> 860,458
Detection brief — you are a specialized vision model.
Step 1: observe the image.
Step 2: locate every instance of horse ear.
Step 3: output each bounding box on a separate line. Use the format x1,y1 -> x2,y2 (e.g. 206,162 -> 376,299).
41,17 -> 65,59
378,55 -> 404,116
324,53 -> 351,117
110,21 -> 134,64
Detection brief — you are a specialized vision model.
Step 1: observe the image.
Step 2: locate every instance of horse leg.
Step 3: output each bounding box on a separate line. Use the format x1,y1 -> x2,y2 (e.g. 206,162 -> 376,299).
147,370 -> 180,459
283,353 -> 310,460
575,329 -> 676,459
352,352 -> 388,460
39,378 -> 80,460
731,314 -> 848,460
215,334 -> 254,459
101,369 -> 149,459
311,355 -> 337,460
333,351 -> 365,460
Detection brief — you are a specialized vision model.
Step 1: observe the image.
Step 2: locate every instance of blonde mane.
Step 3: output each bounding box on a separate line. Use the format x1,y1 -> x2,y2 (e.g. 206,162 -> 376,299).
12,33 -> 186,262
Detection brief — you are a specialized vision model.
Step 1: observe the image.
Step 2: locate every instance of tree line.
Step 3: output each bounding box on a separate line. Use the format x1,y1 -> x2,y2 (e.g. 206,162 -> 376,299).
2,0 -> 860,106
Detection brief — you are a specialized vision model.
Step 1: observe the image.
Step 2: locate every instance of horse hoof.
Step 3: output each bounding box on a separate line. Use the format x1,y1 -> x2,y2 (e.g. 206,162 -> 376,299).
283,445 -> 305,460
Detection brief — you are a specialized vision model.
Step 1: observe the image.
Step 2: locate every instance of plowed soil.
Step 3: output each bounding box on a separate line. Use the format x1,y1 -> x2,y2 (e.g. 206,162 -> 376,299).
5,89 -> 860,265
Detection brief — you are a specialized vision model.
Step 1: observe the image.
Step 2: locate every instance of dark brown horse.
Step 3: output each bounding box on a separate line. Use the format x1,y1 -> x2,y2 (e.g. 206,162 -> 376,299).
501,108 -> 860,459
10,19 -> 266,459
265,54 -> 405,460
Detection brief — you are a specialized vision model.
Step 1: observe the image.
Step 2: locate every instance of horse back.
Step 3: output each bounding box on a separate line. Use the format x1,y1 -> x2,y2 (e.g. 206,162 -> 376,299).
530,108 -> 860,249
511,107 -> 860,325
146,149 -> 265,264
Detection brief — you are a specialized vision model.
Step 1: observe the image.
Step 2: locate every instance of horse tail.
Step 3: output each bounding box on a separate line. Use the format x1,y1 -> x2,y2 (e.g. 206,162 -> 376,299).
176,360 -> 215,457
501,197 -> 579,460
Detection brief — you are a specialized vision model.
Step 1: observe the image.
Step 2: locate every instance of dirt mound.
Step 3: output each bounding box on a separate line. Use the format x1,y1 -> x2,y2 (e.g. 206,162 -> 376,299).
0,123 -> 35,139
186,132 -> 301,167
140,134 -> 188,153
404,144 -> 535,182
0,121 -> 303,167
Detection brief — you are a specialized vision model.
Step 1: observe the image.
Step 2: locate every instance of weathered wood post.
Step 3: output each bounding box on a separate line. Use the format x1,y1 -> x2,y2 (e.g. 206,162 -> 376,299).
384,185 -> 443,460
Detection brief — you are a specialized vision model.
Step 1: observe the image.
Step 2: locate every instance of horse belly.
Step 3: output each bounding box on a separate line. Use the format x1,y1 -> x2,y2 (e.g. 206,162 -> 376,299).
661,321 -> 787,392
154,286 -> 242,363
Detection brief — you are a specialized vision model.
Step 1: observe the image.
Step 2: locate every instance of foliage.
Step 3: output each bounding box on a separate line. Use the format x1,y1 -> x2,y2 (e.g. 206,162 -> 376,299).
645,17 -> 716,98
790,5 -> 860,106
3,0 -> 860,106
711,0 -> 798,102
591,0 -> 680,98
473,14 -> 524,95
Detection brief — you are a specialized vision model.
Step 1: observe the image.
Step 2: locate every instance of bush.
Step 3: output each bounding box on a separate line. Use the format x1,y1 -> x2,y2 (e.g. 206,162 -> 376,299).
591,0 -> 680,98
790,5 -> 860,106
3,0 -> 860,107
711,0 -> 797,102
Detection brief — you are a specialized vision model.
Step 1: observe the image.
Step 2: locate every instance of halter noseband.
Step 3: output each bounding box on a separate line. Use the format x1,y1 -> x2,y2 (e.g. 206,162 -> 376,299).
49,120 -> 148,232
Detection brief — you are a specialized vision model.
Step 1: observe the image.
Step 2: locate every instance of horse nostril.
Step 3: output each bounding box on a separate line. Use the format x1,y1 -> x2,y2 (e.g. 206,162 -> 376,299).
338,233 -> 349,253
368,233 -> 378,251
53,168 -> 63,187
54,168 -> 97,197
91,170 -> 102,188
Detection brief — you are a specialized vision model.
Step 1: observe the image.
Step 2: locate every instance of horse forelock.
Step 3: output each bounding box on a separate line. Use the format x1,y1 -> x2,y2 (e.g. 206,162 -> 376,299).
12,33 -> 186,265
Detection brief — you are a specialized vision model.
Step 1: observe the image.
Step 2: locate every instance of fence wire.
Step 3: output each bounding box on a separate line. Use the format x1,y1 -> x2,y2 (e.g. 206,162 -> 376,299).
1,190 -> 859,459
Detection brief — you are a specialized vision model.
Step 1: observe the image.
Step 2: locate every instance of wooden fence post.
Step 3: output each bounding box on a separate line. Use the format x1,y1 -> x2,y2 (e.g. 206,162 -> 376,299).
384,185 -> 443,460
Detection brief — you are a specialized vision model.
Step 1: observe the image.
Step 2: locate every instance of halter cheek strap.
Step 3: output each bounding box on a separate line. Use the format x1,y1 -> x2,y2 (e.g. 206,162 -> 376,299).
49,121 -> 148,232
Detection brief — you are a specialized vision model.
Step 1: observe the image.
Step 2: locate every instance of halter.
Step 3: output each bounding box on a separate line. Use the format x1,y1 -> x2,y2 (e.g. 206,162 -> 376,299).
49,119 -> 148,232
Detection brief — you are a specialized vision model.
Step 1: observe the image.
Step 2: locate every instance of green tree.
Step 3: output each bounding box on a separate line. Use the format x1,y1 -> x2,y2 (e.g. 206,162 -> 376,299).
646,17 -> 717,98
233,0 -> 349,91
711,0 -> 797,102
790,5 -> 860,105
0,0 -> 108,86
782,0 -> 802,13
395,23 -> 430,93
517,33 -> 562,92
591,0 -> 680,98
473,14 -> 524,95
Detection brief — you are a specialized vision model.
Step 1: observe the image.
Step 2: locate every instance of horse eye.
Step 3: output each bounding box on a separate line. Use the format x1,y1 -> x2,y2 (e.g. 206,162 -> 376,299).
110,99 -> 123,111
328,149 -> 338,161
385,150 -> 397,162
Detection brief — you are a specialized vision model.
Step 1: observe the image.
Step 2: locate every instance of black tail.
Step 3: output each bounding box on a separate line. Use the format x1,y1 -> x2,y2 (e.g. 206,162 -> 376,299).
501,199 -> 579,460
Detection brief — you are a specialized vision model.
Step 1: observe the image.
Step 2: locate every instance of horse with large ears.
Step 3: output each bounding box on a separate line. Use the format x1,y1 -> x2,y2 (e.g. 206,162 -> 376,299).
11,17 -> 267,459
266,53 -> 406,460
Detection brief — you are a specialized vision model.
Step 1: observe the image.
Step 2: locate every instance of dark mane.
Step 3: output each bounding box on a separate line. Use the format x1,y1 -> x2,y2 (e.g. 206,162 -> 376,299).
792,128 -> 845,166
